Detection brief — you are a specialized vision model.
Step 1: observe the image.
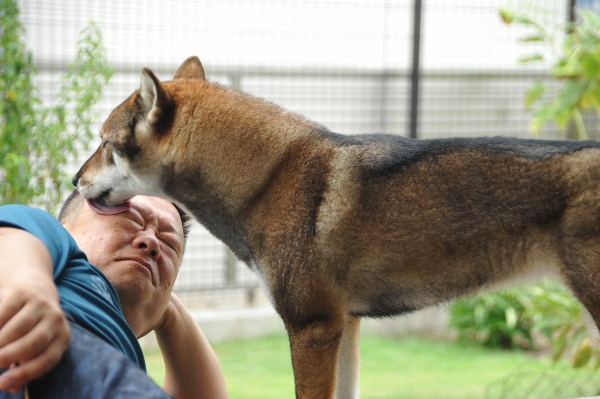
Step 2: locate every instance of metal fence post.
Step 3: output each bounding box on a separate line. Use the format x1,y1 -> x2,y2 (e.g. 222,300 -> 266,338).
408,0 -> 422,139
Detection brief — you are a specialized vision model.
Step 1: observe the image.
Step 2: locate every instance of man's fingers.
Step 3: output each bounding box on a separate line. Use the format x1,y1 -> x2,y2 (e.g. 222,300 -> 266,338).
0,306 -> 39,352
0,324 -> 50,369
0,285 -> 70,392
0,334 -> 69,392
0,308 -> 70,371
0,291 -> 25,332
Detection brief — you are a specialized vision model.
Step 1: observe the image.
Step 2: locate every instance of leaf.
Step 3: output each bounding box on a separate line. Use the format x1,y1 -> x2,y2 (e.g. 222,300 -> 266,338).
588,83 -> 600,110
519,35 -> 546,43
501,10 -> 537,27
572,328 -> 588,350
573,342 -> 592,368
552,329 -> 569,362
505,307 -> 518,329
525,82 -> 546,109
579,51 -> 600,80
499,9 -> 515,25
519,54 -> 544,64
552,59 -> 583,79
594,354 -> 600,370
578,9 -> 600,29
474,303 -> 487,325
558,80 -> 590,110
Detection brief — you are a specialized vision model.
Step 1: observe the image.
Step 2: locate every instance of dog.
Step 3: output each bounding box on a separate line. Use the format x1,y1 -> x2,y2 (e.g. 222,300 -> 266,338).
74,56 -> 600,399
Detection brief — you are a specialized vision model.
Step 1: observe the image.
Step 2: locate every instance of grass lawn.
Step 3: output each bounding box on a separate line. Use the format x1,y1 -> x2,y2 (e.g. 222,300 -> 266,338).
145,334 -> 558,399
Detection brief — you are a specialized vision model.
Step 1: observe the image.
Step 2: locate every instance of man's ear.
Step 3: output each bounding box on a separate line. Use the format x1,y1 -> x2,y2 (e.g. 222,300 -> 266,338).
173,56 -> 206,80
139,68 -> 173,125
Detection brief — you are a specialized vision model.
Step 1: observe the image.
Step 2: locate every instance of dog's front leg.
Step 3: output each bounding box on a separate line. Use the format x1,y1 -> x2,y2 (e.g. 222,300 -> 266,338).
335,316 -> 361,399
286,313 -> 346,399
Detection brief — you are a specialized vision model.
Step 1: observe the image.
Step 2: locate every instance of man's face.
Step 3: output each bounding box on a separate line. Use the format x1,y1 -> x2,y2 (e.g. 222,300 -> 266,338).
63,196 -> 184,336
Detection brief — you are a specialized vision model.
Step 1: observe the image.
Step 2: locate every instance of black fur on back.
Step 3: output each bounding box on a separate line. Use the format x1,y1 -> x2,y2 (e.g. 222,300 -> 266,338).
321,131 -> 600,179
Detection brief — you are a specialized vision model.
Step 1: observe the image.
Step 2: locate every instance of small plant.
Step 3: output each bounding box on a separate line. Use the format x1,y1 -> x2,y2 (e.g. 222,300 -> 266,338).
524,281 -> 600,369
450,290 -> 533,350
500,7 -> 600,139
451,281 -> 600,369
0,0 -> 112,212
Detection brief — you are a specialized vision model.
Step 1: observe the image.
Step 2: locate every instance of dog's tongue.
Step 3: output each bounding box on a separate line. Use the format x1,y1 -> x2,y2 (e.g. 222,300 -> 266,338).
87,199 -> 131,215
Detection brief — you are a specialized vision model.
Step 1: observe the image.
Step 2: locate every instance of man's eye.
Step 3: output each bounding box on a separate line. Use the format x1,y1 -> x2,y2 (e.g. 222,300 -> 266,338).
159,235 -> 181,254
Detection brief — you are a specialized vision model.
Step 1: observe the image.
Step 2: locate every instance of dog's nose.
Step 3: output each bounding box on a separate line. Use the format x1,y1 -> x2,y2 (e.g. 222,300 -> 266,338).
72,170 -> 81,187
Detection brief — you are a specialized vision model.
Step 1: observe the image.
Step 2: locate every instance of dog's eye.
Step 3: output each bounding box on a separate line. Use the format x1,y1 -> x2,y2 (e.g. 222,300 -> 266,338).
102,141 -> 108,149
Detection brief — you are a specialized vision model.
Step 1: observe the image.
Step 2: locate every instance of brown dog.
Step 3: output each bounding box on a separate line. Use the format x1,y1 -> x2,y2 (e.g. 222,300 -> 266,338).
74,56 -> 600,398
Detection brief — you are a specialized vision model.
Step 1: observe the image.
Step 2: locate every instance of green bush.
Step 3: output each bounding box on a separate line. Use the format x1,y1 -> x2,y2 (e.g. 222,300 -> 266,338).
0,0 -> 111,212
524,281 -> 599,368
450,290 -> 533,350
450,281 -> 600,369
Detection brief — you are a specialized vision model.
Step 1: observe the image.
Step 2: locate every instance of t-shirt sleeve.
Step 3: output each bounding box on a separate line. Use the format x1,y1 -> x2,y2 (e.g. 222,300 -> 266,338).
0,205 -> 146,370
0,204 -> 85,278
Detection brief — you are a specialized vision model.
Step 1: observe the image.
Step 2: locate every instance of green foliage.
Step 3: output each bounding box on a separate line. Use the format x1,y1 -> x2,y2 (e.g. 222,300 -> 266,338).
500,7 -> 600,139
451,281 -> 600,369
524,281 -> 600,369
0,0 -> 111,213
450,290 -> 533,350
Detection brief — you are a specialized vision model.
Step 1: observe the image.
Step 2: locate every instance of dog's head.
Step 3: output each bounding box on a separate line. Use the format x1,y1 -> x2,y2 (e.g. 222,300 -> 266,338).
73,56 -> 205,214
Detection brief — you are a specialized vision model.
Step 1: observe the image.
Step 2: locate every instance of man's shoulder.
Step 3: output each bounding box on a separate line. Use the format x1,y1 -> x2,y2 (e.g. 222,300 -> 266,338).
0,204 -> 56,226
0,204 -> 68,239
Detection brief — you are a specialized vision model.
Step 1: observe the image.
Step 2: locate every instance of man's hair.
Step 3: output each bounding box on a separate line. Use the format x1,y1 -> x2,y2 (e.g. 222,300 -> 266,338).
59,189 -> 193,255
58,189 -> 87,225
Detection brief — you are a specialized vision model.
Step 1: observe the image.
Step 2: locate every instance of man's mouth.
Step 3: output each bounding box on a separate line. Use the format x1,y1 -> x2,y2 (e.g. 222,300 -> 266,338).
117,257 -> 156,286
87,199 -> 132,215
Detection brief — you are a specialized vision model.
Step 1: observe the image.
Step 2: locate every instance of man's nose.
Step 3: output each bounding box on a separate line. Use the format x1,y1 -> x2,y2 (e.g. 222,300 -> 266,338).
133,232 -> 160,258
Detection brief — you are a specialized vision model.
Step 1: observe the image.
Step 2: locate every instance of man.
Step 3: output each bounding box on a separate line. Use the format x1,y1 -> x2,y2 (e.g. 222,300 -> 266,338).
0,191 -> 229,398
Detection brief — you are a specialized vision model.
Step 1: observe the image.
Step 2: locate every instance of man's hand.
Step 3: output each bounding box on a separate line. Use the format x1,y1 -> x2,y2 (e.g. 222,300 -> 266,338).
0,228 -> 71,393
153,293 -> 229,399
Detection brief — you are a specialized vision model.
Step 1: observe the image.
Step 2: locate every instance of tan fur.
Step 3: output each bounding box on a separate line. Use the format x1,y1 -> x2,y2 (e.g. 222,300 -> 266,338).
74,56 -> 600,399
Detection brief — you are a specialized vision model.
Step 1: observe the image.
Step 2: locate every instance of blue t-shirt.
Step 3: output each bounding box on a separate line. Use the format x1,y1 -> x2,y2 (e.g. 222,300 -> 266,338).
0,205 -> 146,372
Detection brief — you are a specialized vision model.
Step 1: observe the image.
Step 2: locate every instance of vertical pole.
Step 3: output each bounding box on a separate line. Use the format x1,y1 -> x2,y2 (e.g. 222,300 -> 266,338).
565,0 -> 577,139
379,0 -> 390,134
567,0 -> 576,27
408,0 -> 422,139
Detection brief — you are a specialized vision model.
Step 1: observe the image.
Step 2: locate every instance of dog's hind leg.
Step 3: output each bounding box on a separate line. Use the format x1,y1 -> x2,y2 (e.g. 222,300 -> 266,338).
335,316 -> 361,399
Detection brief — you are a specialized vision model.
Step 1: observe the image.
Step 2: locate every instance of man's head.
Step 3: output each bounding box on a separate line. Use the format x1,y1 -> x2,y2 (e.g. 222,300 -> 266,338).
59,190 -> 192,337
59,190 -> 192,246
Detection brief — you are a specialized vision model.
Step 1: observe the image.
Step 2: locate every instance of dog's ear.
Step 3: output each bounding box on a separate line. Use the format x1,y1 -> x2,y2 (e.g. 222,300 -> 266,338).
139,68 -> 174,127
173,56 -> 206,80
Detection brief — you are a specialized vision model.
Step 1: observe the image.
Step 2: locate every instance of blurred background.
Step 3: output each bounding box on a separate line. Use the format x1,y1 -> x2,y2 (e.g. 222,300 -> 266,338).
7,1 -> 600,397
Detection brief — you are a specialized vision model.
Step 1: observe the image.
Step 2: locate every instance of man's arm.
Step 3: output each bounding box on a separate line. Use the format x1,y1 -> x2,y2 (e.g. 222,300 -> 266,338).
0,228 -> 71,393
154,294 -> 228,399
